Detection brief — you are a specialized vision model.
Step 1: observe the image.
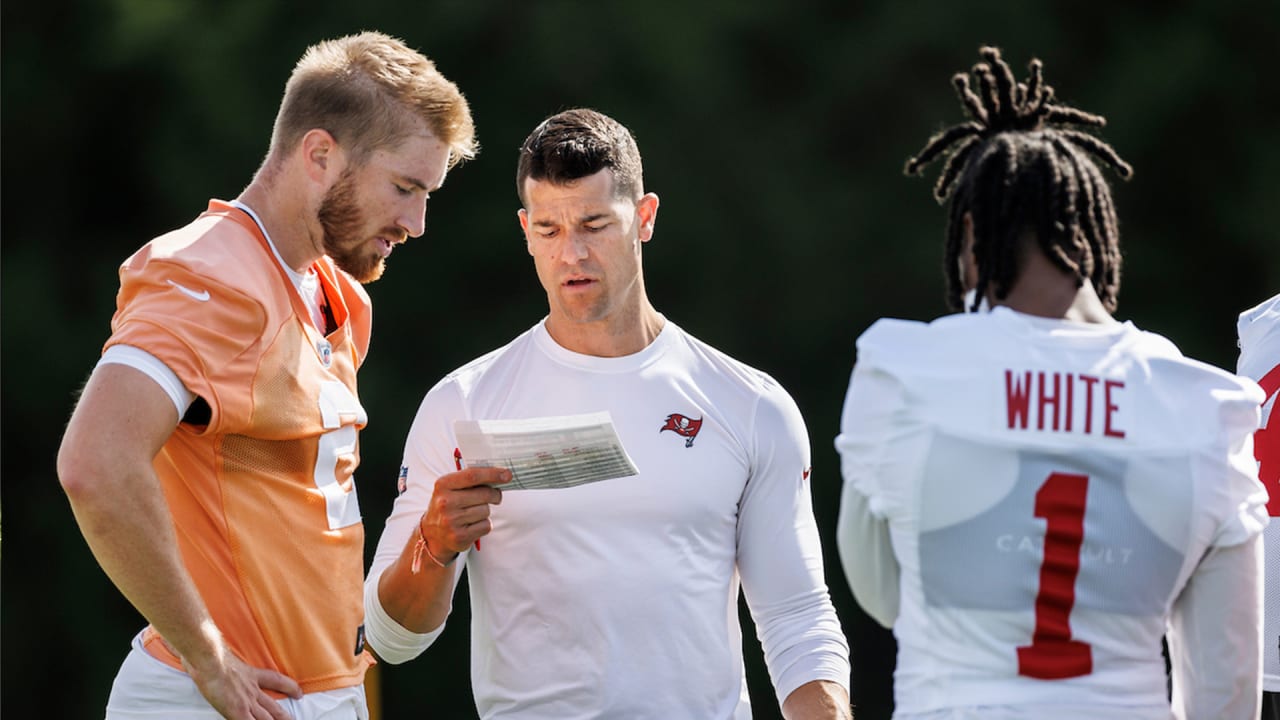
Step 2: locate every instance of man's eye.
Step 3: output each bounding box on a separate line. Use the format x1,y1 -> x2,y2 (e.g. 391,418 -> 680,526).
585,224 -> 607,233
395,185 -> 412,195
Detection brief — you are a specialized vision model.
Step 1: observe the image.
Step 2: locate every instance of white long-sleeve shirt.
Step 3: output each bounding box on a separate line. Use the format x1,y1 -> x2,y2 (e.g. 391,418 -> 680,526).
366,318 -> 849,719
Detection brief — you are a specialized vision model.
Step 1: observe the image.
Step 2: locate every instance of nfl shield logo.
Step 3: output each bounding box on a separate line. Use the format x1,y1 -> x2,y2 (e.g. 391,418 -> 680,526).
317,339 -> 333,368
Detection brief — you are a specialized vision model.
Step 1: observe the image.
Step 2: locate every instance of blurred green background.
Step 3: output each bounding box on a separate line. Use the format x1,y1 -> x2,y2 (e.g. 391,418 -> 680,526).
3,1 -> 1277,717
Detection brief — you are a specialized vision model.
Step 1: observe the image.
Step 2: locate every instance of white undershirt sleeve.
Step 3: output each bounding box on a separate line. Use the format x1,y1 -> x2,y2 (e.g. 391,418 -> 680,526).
1168,532 -> 1264,719
362,566 -> 447,664
98,344 -> 196,417
834,360 -> 905,628
836,485 -> 899,629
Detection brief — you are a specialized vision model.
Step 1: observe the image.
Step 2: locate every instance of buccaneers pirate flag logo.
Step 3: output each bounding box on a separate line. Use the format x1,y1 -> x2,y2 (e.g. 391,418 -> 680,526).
660,413 -> 703,448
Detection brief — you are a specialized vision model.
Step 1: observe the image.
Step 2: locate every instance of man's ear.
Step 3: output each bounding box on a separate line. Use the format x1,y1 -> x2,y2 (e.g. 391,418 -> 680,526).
300,129 -> 343,183
517,208 -> 533,256
636,192 -> 660,243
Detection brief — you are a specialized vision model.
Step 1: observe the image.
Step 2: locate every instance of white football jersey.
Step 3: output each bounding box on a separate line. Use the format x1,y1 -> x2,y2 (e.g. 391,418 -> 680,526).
1238,293 -> 1280,691
367,318 -> 849,719
837,307 -> 1266,718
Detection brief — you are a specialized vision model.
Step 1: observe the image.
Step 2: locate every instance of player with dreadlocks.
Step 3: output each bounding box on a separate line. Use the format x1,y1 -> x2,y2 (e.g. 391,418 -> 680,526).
834,47 -> 1267,719
905,46 -> 1132,316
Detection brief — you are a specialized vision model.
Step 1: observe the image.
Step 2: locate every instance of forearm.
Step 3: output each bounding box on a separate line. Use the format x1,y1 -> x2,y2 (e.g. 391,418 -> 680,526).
63,458 -> 227,670
782,680 -> 852,720
58,364 -> 224,672
370,465 -> 506,637
374,528 -> 458,634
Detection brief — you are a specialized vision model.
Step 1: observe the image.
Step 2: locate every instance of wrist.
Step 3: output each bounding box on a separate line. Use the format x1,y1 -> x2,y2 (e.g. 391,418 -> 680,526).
174,619 -> 228,676
423,539 -> 458,568
410,515 -> 457,573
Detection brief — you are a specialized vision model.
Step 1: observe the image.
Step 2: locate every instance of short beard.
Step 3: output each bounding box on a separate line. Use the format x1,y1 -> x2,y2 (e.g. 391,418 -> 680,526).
317,169 -> 384,283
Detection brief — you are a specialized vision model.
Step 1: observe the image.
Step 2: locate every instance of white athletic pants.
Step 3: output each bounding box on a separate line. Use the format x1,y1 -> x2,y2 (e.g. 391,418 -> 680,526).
105,632 -> 368,720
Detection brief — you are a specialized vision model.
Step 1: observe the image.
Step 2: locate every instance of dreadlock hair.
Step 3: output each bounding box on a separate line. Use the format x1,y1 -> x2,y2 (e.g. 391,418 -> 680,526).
904,46 -> 1133,313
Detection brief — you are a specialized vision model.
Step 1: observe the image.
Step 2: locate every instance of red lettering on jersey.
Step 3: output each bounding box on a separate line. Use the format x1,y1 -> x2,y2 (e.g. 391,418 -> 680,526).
1103,380 -> 1126,439
1037,371 -> 1061,431
1079,375 -> 1099,435
1257,364 -> 1280,516
1064,373 -> 1075,432
1006,370 -> 1033,429
1006,371 -> 1124,439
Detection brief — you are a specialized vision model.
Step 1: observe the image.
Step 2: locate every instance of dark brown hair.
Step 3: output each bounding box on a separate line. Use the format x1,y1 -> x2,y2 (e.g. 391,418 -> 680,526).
906,47 -> 1132,312
516,108 -> 643,205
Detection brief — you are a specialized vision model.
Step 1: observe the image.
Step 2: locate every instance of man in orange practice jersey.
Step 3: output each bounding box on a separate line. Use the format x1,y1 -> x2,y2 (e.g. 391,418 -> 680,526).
56,32 -> 478,720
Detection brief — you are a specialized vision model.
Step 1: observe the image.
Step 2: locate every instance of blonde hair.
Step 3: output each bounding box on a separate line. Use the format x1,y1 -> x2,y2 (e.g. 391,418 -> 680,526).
270,31 -> 477,168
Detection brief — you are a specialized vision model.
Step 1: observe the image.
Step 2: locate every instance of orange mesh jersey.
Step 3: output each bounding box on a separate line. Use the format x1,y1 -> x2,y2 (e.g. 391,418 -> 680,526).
106,200 -> 374,694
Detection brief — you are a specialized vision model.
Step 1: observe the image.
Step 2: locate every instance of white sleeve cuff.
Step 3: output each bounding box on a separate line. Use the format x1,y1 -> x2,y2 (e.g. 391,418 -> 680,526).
362,567 -> 446,665
99,345 -> 195,417
771,617 -> 852,703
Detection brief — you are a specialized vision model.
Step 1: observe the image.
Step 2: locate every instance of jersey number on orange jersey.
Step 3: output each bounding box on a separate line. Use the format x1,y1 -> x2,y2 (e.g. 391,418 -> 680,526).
317,380 -> 366,529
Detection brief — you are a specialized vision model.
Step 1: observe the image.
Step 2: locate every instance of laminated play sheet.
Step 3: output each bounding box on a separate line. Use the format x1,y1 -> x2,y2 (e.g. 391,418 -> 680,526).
453,412 -> 639,490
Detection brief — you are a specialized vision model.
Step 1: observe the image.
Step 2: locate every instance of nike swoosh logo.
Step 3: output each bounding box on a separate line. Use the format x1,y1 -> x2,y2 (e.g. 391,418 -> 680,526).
167,279 -> 211,302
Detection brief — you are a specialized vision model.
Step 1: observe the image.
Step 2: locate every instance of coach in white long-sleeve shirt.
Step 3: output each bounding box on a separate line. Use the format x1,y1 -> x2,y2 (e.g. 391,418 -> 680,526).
364,108 -> 850,720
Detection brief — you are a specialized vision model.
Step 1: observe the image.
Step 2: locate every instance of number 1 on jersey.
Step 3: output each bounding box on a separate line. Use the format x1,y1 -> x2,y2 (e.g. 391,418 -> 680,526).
1017,471 -> 1093,679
